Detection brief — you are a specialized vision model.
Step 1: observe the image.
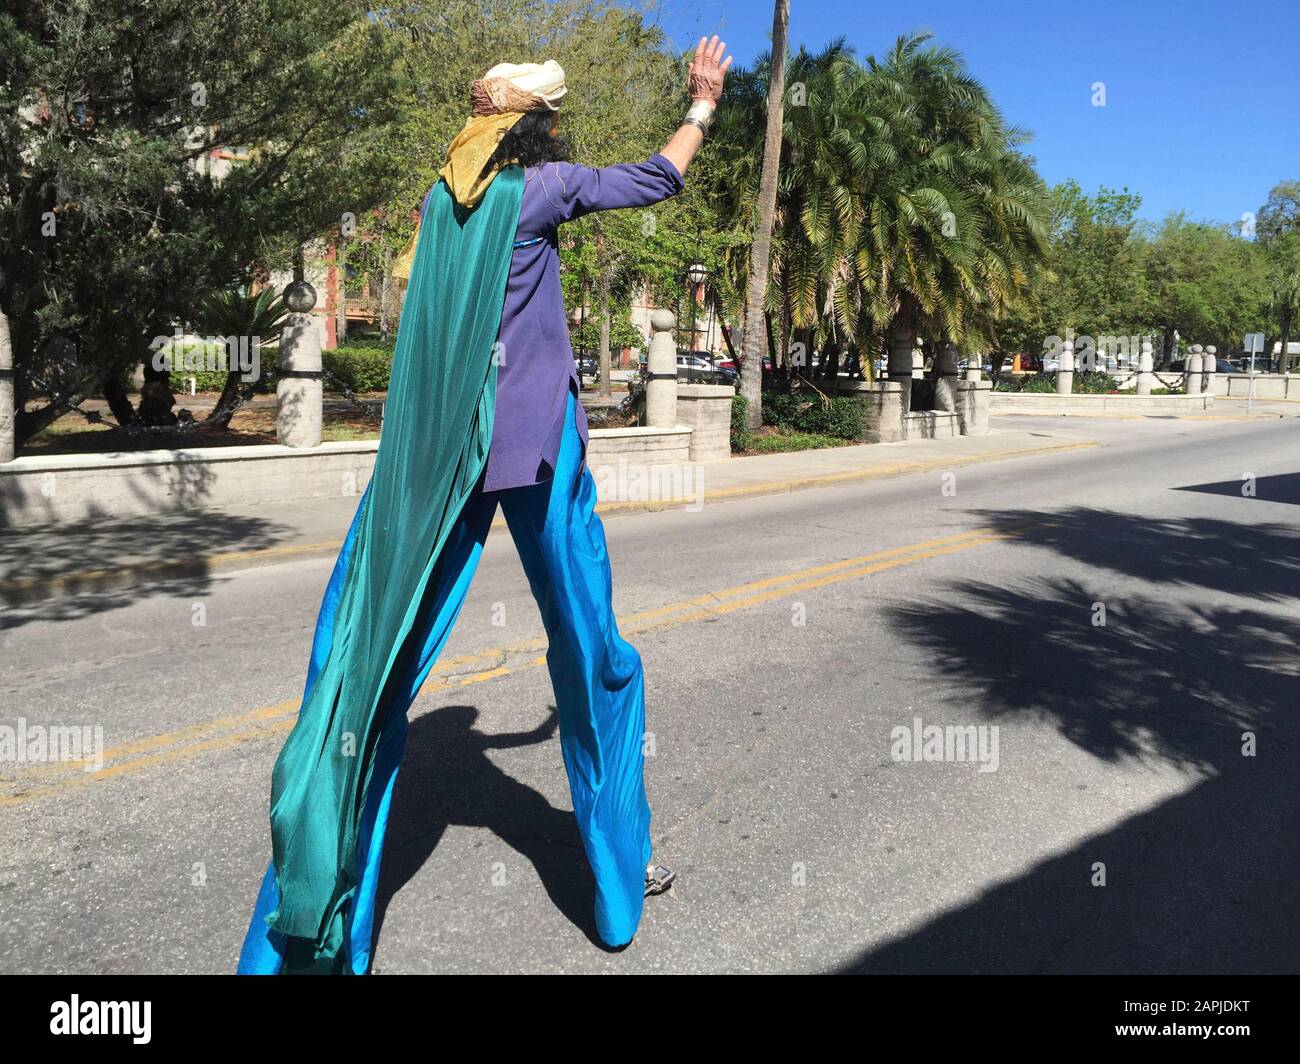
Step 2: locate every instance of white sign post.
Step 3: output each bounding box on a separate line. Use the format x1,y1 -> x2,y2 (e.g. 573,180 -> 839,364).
1243,333 -> 1265,416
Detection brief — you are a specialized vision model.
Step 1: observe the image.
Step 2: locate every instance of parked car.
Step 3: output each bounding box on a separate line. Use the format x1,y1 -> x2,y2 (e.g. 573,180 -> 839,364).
712,358 -> 738,382
574,353 -> 598,380
1170,357 -> 1238,374
730,351 -> 778,383
1227,353 -> 1275,373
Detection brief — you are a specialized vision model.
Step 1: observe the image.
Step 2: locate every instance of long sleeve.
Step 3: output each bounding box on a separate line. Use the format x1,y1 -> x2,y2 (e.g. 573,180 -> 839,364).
521,154 -> 684,234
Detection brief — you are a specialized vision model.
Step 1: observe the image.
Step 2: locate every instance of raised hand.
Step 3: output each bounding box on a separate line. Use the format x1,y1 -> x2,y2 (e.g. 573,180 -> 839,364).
688,35 -> 733,104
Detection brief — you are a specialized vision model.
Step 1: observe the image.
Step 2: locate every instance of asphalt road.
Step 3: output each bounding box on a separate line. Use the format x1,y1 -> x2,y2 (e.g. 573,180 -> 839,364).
2,413 -> 1297,973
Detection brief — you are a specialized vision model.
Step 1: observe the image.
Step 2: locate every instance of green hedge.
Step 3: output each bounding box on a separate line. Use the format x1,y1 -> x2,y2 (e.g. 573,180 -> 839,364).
1074,371 -> 1122,394
154,339 -> 396,395
322,347 -> 393,393
155,340 -> 277,393
761,391 -> 863,439
730,394 -> 750,453
994,371 -> 1120,394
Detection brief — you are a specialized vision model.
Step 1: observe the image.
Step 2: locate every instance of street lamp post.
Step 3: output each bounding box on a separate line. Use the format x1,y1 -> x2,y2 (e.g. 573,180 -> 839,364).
686,260 -> 708,382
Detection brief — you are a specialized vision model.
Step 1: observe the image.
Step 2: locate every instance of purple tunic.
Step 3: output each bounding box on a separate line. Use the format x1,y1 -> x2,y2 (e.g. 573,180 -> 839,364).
420,153 -> 684,492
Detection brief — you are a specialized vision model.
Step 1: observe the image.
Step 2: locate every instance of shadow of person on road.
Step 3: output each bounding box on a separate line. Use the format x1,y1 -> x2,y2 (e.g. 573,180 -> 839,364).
370,703 -> 610,953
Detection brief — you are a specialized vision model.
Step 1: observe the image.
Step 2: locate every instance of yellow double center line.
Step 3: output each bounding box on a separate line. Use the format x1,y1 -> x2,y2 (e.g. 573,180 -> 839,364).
1,524 -> 1024,808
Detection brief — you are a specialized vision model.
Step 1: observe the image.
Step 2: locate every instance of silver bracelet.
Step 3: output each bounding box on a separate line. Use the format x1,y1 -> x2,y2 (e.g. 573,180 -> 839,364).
683,99 -> 716,134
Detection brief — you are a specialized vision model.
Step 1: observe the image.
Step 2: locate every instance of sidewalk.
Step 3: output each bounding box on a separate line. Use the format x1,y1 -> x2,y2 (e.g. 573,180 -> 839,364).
0,427 -> 1096,605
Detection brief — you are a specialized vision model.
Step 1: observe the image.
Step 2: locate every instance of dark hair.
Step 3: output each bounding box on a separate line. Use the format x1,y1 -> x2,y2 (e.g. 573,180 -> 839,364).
487,110 -> 572,170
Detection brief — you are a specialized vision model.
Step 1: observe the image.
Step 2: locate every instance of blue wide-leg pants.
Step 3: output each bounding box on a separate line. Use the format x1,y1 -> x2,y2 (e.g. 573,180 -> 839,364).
238,394 -> 651,973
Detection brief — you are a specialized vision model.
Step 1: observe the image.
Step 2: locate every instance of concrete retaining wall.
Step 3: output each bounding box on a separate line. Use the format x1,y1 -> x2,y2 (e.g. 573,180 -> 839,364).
0,441 -> 379,528
1,423 -> 706,528
586,424 -> 692,472
1211,374 -> 1300,400
989,392 -> 1215,414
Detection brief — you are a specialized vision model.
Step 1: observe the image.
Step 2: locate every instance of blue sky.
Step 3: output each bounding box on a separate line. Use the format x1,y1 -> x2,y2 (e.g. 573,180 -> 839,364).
648,0 -> 1298,224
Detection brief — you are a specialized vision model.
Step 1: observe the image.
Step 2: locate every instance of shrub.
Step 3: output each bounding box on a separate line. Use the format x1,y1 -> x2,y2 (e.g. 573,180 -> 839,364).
730,394 -> 750,453
761,391 -> 863,439
323,346 -> 392,393
993,370 -> 1120,394
338,334 -> 395,352
159,339 -> 278,393
761,391 -> 805,427
1074,371 -> 1121,394
994,372 -> 1057,393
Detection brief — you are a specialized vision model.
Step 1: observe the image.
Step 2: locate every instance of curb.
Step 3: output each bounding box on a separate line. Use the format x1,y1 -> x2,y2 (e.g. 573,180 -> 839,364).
1,438 -> 1096,606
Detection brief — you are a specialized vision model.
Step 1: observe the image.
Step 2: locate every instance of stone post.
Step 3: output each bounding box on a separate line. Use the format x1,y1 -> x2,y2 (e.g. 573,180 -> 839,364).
1056,339 -> 1075,395
1136,338 -> 1154,396
933,342 -> 960,412
645,308 -> 678,428
277,281 -> 323,448
837,379 -> 907,443
676,383 -> 734,461
887,332 -> 917,417
888,334 -> 916,382
954,354 -> 991,436
1202,345 -> 1217,394
1185,344 -> 1203,396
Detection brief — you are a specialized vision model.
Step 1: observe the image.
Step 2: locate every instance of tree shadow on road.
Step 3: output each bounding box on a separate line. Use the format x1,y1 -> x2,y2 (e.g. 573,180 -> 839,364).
0,508 -> 296,631
978,504 -> 1300,604
840,505 -> 1299,973
371,703 -> 608,954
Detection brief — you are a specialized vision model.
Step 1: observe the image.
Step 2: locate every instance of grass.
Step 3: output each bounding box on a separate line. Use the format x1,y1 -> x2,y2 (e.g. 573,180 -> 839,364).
742,427 -> 846,454
322,422 -> 381,442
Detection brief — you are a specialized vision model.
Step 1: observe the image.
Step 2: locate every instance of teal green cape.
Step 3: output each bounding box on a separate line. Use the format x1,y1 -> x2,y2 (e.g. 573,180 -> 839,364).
265,167 -> 524,963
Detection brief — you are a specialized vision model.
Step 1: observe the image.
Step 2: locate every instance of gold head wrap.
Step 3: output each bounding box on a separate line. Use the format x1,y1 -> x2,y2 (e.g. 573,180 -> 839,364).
394,61 -> 567,280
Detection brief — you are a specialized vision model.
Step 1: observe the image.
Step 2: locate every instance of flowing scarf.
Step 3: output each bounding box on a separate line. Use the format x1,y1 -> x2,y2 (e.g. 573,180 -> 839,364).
264,166 -> 525,970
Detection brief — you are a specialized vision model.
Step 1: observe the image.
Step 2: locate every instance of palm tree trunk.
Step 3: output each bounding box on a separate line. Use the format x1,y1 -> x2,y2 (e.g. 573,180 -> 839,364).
738,0 -> 789,429
379,246 -> 393,343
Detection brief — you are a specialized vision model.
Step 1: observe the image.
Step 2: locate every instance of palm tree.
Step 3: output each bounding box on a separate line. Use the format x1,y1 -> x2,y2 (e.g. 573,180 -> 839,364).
192,286 -> 289,427
713,33 -> 1048,402
713,41 -> 873,382
767,42 -> 874,380
737,0 -> 789,429
858,34 -> 1049,381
